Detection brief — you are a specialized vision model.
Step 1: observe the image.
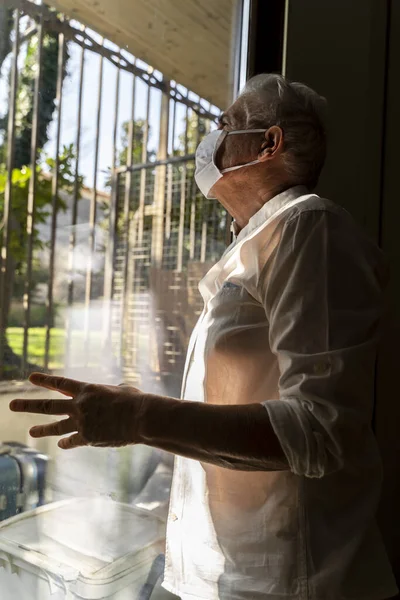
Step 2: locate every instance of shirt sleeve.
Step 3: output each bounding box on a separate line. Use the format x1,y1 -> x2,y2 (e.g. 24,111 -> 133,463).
259,208 -> 388,478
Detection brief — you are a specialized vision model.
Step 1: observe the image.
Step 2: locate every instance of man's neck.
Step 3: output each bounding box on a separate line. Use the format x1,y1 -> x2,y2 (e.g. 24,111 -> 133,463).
221,180 -> 294,233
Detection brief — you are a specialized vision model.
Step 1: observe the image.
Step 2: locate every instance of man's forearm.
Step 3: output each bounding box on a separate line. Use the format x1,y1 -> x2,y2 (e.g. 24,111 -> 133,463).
138,394 -> 289,471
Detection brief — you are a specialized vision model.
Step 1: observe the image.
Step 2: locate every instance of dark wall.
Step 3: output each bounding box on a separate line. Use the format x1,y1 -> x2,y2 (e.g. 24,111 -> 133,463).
375,0 -> 400,589
269,0 -> 388,240
247,0 -> 286,79
249,0 -> 400,589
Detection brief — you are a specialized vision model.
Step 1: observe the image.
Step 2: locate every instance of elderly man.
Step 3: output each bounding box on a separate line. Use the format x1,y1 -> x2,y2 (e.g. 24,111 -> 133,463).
10,74 -> 398,600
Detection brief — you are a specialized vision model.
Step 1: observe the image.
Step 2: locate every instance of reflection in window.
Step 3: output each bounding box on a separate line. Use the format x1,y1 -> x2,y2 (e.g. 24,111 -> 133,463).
0,0 -> 238,598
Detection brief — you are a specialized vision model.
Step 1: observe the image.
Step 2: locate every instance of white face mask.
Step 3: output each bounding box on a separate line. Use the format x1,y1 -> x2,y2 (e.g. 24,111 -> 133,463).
194,128 -> 267,199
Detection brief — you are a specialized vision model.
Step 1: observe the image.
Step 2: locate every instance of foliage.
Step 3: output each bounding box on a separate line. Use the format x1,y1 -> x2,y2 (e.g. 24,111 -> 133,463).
0,14 -> 72,374
13,31 -> 70,168
8,302 -> 57,328
0,14 -> 70,166
118,119 -> 155,167
100,119 -> 155,234
177,112 -> 227,251
0,144 -> 81,270
101,110 -> 226,258
102,118 -> 155,190
0,6 -> 13,72
177,112 -> 208,155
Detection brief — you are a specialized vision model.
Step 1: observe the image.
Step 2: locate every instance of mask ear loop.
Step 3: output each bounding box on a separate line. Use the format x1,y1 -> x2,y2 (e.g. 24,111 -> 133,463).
226,129 -> 268,135
221,159 -> 261,174
219,129 -> 268,173
211,129 -> 229,168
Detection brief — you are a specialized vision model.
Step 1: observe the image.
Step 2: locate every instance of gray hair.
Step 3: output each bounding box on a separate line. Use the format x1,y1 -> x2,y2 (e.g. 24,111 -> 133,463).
240,74 -> 328,190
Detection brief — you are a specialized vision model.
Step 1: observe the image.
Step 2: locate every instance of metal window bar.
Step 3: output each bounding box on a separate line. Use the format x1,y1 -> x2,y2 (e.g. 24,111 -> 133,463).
65,24 -> 85,370
200,105 -> 212,263
189,101 -> 201,260
138,77 -> 152,245
0,1 -> 224,384
4,0 -> 220,122
106,154 -> 229,387
44,25 -> 65,370
149,81 -> 170,377
108,56 -> 121,363
118,68 -> 136,365
151,78 -> 170,268
0,9 -> 20,380
165,86 -> 178,241
102,171 -> 118,353
83,40 -> 104,362
176,93 -> 189,272
112,59 -> 121,174
22,13 -> 44,375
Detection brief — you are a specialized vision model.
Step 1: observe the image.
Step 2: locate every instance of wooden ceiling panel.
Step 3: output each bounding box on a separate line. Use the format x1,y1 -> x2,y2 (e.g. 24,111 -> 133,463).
47,0 -> 237,108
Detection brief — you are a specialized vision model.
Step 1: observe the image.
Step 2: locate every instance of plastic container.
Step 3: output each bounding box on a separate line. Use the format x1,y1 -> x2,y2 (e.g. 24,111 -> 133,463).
133,463 -> 173,523
0,496 -> 166,600
50,445 -> 161,504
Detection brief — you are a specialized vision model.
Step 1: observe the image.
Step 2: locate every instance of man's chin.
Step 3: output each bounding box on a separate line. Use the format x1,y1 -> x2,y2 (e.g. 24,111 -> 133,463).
208,186 -> 224,204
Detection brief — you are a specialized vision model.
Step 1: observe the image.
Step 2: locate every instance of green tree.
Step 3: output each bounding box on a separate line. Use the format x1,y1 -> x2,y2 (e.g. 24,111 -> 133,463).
13,31 -> 69,168
0,145 -> 80,262
0,6 -> 13,72
0,145 -> 82,376
177,111 -> 208,155
102,118 -> 154,235
118,119 -> 154,167
103,118 -> 153,189
103,111 -> 226,268
0,11 -> 70,377
177,112 -> 227,257
0,13 -> 70,165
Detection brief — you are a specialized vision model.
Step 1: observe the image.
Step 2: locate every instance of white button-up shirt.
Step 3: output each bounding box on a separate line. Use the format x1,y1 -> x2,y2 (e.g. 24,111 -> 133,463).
162,186 -> 398,600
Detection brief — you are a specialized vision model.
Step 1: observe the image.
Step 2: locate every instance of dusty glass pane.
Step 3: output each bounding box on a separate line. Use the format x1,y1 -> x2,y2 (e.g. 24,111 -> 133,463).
0,1 -> 241,598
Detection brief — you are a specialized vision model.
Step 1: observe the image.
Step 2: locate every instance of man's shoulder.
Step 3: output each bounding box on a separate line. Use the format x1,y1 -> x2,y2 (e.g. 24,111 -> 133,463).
287,194 -> 349,221
283,194 -> 388,277
284,194 -> 371,241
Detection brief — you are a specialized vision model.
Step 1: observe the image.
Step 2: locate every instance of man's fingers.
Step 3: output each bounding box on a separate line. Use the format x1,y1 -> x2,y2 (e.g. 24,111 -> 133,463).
28,373 -> 85,397
58,433 -> 86,450
10,398 -> 77,416
30,418 -> 77,438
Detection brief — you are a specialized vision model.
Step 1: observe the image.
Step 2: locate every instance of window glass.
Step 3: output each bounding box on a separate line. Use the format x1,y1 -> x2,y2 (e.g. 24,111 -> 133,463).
0,1 -> 244,598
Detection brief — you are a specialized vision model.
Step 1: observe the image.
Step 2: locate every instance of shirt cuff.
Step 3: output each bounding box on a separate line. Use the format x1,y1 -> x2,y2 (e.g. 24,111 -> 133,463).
262,398 -> 327,478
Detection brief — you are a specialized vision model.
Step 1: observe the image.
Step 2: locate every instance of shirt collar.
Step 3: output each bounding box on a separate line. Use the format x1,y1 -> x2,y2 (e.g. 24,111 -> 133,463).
230,185 -> 309,242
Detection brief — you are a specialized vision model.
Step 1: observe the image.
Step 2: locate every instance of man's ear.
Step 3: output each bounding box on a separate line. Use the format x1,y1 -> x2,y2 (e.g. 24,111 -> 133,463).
258,126 -> 284,162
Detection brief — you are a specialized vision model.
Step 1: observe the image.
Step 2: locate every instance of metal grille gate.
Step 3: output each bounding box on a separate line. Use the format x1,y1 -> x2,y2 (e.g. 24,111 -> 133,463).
0,1 -> 231,396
